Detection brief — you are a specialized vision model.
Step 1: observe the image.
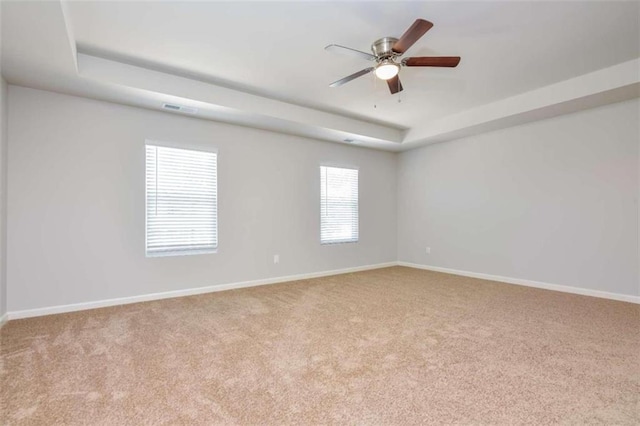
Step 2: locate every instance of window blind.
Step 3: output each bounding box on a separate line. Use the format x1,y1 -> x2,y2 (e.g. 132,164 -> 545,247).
320,166 -> 358,244
145,144 -> 218,256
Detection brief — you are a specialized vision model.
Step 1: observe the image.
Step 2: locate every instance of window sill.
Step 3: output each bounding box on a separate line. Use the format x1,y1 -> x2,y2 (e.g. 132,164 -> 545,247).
320,240 -> 359,245
146,248 -> 218,258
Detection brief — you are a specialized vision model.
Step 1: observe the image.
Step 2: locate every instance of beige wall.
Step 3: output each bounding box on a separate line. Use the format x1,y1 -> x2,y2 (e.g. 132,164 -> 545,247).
398,98 -> 640,297
7,86 -> 398,312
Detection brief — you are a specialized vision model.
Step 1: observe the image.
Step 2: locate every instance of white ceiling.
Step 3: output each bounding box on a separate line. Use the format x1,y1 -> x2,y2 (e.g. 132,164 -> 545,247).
1,1 -> 639,151
67,1 -> 640,127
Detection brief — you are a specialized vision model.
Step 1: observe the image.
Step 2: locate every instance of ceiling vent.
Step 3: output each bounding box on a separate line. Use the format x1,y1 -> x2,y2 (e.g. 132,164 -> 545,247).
343,138 -> 362,144
162,103 -> 198,114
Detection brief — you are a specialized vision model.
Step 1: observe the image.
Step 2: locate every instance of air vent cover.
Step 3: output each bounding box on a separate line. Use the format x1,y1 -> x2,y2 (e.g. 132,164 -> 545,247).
162,103 -> 198,114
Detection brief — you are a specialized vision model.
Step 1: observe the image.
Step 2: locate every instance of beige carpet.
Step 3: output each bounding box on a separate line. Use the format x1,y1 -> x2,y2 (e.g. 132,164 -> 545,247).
1,266 -> 638,425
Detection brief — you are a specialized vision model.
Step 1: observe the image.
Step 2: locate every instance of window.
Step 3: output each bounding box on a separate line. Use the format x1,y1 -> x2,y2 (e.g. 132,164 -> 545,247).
320,166 -> 358,244
145,143 -> 217,256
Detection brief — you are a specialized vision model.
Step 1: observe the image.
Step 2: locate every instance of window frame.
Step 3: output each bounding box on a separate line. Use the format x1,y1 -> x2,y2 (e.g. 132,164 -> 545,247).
319,163 -> 359,245
145,140 -> 219,258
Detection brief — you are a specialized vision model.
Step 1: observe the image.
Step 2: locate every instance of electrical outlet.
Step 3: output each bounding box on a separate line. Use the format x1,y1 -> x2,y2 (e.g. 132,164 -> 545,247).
426,247 -> 431,254
274,254 -> 280,264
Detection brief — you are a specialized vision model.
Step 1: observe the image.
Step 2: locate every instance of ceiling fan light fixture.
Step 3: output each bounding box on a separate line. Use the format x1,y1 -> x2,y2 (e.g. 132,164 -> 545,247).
374,61 -> 400,80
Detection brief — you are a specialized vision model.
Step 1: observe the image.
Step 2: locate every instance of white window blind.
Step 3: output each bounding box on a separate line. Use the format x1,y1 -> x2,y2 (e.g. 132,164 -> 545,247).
320,166 -> 359,244
145,143 -> 217,256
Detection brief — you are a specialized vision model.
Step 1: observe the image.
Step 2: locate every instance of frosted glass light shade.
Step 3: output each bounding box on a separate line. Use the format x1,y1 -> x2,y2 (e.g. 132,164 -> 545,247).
375,62 -> 399,80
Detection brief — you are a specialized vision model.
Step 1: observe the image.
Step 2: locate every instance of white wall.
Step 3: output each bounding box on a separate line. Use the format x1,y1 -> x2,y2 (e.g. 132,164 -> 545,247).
0,77 -> 7,318
7,86 -> 397,312
5,85 -> 639,314
398,98 -> 640,297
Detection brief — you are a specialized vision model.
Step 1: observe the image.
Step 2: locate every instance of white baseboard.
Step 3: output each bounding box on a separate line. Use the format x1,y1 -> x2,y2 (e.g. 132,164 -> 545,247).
398,261 -> 640,304
6,260 -> 637,321
7,262 -> 398,320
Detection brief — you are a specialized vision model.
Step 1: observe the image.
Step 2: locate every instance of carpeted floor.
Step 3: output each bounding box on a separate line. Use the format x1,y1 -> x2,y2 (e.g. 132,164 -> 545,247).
1,266 -> 638,425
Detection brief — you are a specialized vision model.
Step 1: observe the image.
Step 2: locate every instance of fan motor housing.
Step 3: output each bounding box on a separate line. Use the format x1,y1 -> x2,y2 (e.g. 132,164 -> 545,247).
371,37 -> 399,58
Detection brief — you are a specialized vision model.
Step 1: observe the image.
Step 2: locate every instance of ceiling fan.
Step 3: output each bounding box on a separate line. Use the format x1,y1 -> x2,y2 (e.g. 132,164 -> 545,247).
325,19 -> 461,94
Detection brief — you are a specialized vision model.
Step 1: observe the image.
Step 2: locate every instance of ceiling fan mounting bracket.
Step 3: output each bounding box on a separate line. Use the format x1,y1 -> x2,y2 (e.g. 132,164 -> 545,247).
371,37 -> 401,61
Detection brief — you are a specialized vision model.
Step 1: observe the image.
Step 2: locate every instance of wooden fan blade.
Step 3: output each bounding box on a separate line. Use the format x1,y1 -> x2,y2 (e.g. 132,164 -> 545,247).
403,56 -> 461,67
329,67 -> 374,87
387,75 -> 403,94
325,44 -> 376,61
392,19 -> 433,54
